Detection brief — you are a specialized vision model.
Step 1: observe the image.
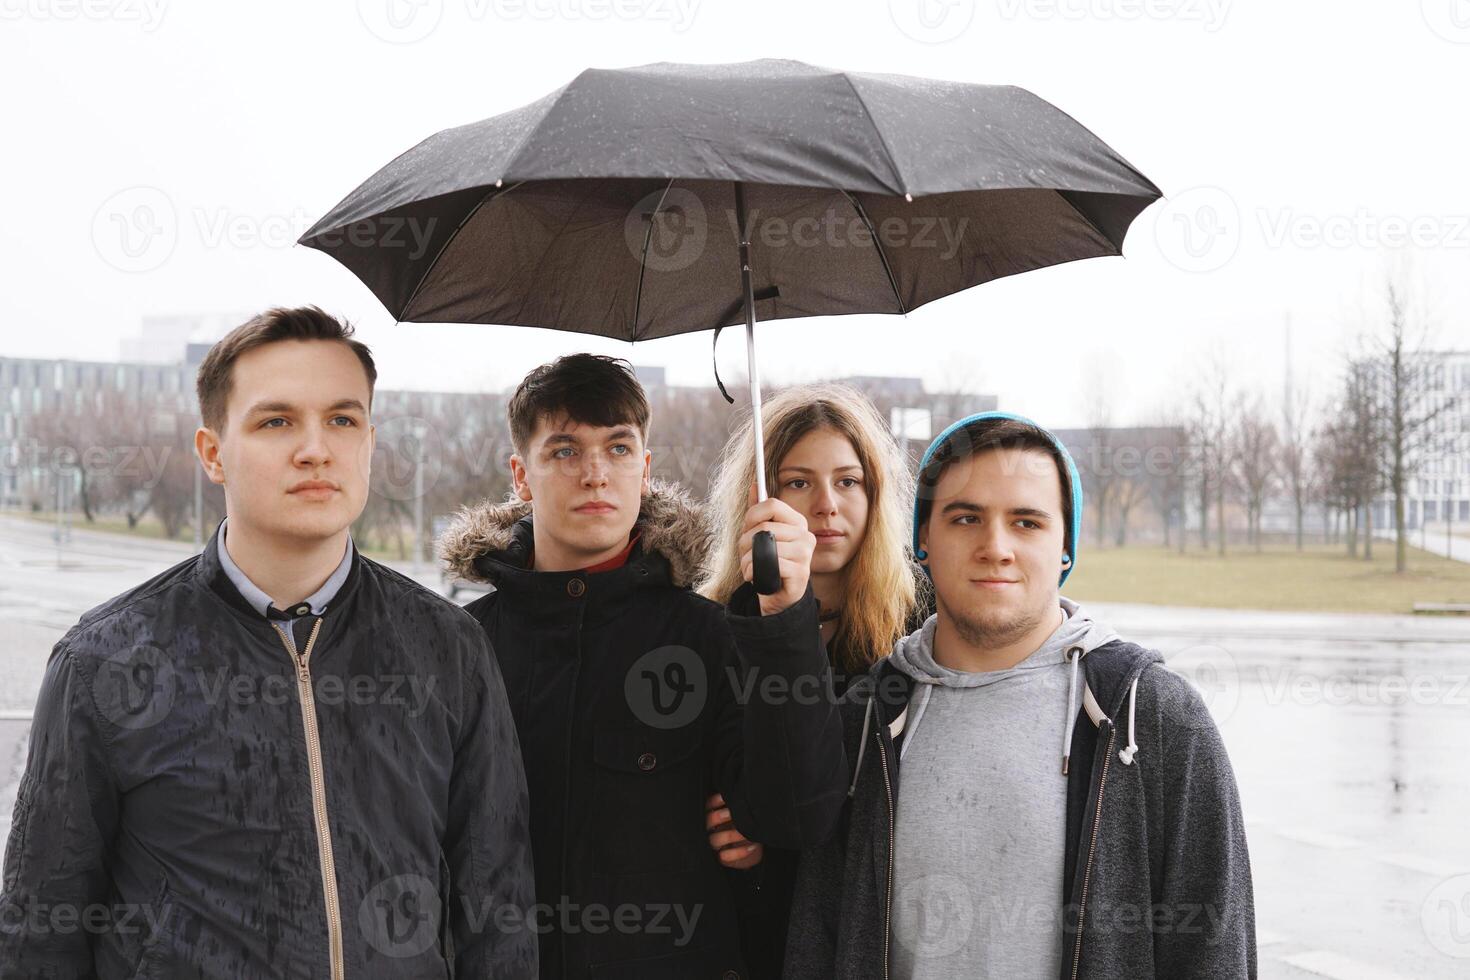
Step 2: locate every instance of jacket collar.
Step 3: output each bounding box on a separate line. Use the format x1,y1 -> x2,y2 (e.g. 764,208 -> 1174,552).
437,479 -> 713,591
198,523 -> 364,627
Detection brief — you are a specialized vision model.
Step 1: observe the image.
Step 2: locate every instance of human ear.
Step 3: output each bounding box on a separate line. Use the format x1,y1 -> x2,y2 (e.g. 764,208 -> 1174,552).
510,453 -> 533,503
194,427 -> 226,487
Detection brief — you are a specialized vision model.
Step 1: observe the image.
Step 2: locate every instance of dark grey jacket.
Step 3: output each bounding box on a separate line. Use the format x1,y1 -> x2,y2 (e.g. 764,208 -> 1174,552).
0,528 -> 537,979
784,639 -> 1256,980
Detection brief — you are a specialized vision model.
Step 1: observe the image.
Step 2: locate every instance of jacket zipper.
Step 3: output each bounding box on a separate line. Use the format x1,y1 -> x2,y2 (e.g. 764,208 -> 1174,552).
876,729 -> 895,980
273,619 -> 345,980
1069,727 -> 1116,980
559,608 -> 585,976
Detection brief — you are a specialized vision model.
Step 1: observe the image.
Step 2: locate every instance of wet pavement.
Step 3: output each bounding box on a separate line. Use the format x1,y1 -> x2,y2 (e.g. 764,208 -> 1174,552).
2,516 -> 1467,977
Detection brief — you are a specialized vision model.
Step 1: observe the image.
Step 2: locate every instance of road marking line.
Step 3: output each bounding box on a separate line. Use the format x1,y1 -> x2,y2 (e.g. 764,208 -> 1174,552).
1373,851 -> 1470,877
1274,828 -> 1365,850
1281,950 -> 1414,980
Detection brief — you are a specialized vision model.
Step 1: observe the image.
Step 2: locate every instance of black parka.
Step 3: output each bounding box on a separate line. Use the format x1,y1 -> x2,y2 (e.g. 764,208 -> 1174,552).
438,483 -> 848,980
0,528 -> 537,979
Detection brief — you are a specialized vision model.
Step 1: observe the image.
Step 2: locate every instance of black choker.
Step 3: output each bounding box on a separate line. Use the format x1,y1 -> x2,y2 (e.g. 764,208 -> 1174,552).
818,608 -> 842,624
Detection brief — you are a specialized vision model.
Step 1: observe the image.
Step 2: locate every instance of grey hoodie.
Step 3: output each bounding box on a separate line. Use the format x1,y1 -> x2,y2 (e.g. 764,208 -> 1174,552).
884,599 -> 1119,979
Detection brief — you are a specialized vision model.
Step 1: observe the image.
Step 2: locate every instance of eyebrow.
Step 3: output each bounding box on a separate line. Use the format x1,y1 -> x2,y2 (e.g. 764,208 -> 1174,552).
542,426 -> 636,447
246,399 -> 367,416
777,464 -> 864,475
940,501 -> 1055,521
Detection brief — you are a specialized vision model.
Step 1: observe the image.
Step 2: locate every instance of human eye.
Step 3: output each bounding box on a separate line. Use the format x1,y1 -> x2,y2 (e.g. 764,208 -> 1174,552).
785,479 -> 809,490
1016,519 -> 1042,530
838,477 -> 862,489
609,443 -> 630,456
551,446 -> 575,459
329,416 -> 357,427
260,417 -> 288,429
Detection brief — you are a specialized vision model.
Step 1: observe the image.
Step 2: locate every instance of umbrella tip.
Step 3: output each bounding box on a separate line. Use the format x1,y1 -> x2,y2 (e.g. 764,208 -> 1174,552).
904,192 -> 913,203
495,178 -> 504,188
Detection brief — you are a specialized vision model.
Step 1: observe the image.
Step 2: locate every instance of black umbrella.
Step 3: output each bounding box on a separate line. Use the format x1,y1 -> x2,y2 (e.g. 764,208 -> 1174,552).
300,59 -> 1161,592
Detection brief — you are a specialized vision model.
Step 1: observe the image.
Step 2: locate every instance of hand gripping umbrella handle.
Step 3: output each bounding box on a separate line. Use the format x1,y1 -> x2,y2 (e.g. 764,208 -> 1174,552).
752,530 -> 781,595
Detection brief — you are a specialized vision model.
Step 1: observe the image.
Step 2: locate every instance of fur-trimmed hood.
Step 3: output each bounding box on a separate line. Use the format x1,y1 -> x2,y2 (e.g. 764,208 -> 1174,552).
437,479 -> 714,589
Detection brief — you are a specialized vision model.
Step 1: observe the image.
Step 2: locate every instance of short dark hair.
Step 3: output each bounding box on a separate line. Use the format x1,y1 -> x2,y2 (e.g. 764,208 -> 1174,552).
196,306 -> 376,432
507,354 -> 650,454
916,417 -> 1073,534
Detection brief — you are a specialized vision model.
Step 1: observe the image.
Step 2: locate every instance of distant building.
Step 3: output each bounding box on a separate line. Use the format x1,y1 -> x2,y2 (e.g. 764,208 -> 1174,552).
1372,349 -> 1470,530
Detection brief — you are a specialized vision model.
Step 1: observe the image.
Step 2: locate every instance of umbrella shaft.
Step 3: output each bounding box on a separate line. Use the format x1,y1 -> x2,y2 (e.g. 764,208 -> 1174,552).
735,182 -> 768,503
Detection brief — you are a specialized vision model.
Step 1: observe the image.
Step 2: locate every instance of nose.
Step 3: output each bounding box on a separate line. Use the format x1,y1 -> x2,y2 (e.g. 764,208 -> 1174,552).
294,419 -> 332,469
812,481 -> 839,518
581,450 -> 609,488
972,519 -> 1015,566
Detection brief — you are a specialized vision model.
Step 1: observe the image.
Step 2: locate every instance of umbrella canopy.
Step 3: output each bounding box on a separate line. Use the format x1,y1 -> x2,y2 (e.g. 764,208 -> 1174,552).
299,58 -> 1161,340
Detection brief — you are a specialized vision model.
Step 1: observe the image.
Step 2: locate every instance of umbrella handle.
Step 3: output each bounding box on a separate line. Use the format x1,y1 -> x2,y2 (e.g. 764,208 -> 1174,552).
752,530 -> 781,595
736,182 -> 783,598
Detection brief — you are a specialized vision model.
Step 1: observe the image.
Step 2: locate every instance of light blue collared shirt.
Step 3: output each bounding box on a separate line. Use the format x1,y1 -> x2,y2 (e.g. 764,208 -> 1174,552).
218,518 -> 354,630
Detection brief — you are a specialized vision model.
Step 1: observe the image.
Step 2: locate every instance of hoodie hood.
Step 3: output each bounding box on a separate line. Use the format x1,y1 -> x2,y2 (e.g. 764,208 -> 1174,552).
870,597 -> 1128,780
888,596 -> 1118,688
436,479 -> 713,589
911,411 -> 1085,587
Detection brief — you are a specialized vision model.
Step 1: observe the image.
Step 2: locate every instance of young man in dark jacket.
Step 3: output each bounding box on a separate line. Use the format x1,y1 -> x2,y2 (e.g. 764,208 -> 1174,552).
438,354 -> 848,979
0,308 -> 536,979
784,411 -> 1256,980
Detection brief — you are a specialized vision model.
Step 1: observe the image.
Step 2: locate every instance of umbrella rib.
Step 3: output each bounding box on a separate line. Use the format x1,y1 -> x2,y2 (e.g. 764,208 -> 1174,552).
839,73 -> 909,198
399,181 -> 524,321
1055,189 -> 1122,254
841,190 -> 906,316
631,178 -> 676,343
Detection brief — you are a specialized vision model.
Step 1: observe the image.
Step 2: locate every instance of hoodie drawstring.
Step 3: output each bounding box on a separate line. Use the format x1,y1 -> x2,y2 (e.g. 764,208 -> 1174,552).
848,692 -> 875,798
1118,675 -> 1140,765
1061,646 -> 1082,775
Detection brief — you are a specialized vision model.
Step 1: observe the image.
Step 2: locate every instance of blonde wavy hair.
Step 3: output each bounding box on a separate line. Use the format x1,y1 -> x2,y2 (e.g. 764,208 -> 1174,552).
699,383 -> 920,673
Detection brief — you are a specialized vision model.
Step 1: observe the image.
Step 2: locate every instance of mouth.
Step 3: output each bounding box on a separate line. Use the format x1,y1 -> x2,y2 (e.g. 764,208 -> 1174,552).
971,578 -> 1019,590
289,481 -> 339,500
575,501 -> 617,514
812,529 -> 846,543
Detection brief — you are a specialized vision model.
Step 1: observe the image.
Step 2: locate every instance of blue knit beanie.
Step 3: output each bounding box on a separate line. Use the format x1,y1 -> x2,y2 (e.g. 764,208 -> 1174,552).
912,411 -> 1084,587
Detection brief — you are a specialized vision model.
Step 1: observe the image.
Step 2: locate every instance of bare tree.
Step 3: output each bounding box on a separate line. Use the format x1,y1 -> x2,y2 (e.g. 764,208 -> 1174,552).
1280,380 -> 1313,551
1370,277 -> 1449,573
1186,353 -> 1235,556
1233,394 -> 1279,552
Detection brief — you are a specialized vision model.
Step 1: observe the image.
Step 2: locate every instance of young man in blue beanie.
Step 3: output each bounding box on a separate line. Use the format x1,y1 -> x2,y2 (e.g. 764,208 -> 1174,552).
783,412 -> 1256,980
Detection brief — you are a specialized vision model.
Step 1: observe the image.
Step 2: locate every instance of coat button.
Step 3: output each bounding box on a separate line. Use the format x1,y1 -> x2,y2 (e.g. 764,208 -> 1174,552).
293,604 -> 310,616
636,752 -> 656,772
567,578 -> 586,597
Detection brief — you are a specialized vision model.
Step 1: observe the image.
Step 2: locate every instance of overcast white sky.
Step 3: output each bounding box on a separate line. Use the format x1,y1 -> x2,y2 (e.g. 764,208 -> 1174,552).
3,0 -> 1468,428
